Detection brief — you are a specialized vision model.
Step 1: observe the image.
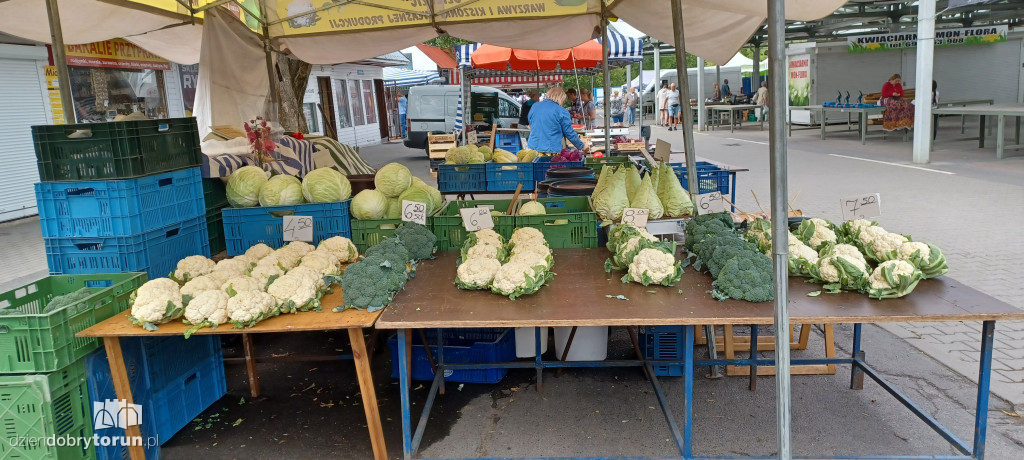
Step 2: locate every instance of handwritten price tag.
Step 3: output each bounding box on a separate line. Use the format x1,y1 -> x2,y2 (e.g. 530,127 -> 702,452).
282,215 -> 313,242
460,207 -> 494,231
621,208 -> 650,227
695,191 -> 726,215
841,193 -> 881,221
402,200 -> 427,225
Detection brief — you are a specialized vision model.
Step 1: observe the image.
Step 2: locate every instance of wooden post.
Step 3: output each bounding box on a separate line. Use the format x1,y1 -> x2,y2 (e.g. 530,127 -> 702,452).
104,337 -> 146,460
242,333 -> 260,398
348,328 -> 388,460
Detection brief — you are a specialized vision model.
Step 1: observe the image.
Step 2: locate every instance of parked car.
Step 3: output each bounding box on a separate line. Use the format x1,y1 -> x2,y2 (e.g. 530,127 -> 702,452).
403,85 -> 521,154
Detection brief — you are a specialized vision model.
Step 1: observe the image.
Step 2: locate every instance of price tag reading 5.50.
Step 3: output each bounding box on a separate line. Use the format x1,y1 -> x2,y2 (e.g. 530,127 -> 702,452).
282,215 -> 314,242
621,208 -> 650,227
460,207 -> 494,231
401,200 -> 427,225
695,191 -> 726,215
840,193 -> 881,221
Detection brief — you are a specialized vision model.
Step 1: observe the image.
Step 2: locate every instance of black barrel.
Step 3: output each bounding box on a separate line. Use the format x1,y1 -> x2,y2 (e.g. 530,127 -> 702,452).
546,167 -> 595,180
547,178 -> 598,197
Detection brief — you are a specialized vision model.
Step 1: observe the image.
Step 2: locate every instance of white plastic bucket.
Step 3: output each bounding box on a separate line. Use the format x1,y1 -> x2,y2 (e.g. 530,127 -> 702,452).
515,327 -> 549,358
553,326 -> 609,361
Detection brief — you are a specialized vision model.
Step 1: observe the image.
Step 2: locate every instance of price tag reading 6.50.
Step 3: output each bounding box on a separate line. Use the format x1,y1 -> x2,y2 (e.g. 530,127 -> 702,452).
840,193 -> 881,221
282,215 -> 314,242
460,207 -> 494,231
695,191 -> 726,215
621,208 -> 650,227
401,200 -> 427,225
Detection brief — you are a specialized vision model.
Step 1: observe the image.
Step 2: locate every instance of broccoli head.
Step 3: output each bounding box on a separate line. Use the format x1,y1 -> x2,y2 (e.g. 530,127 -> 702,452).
707,245 -> 761,279
693,235 -> 754,268
364,237 -> 411,271
689,212 -> 734,230
713,252 -> 774,303
684,218 -> 733,252
340,255 -> 407,311
395,222 -> 437,261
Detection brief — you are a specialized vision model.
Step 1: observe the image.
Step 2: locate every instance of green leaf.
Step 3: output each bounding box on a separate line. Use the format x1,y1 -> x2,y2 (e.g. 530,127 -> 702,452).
807,291 -> 822,297
142,321 -> 159,332
226,285 -> 238,297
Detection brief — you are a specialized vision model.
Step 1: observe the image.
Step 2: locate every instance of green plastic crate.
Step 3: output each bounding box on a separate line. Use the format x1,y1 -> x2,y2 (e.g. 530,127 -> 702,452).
33,118 -> 202,181
433,200 -> 517,252
203,178 -> 228,211
0,273 -> 147,374
584,156 -> 630,174
207,207 -> 226,256
0,360 -> 94,460
513,196 -> 598,249
351,218 -> 406,253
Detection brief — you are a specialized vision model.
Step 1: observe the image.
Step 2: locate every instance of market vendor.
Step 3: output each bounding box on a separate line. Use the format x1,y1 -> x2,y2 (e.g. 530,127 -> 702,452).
527,87 -> 590,156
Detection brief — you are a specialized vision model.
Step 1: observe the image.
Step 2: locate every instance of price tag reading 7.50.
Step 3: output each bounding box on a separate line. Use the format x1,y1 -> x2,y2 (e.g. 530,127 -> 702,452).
621,208 -> 650,227
401,200 -> 427,225
695,191 -> 726,215
840,193 -> 881,221
460,207 -> 494,232
282,215 -> 314,242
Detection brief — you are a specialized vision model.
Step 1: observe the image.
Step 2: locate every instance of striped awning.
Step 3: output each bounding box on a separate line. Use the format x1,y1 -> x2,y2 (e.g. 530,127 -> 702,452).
599,29 -> 644,61
451,73 -> 563,87
382,68 -> 441,87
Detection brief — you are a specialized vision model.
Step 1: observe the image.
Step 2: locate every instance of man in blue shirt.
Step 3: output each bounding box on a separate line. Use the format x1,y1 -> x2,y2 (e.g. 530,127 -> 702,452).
721,79 -> 732,103
397,93 -> 408,137
527,87 -> 589,155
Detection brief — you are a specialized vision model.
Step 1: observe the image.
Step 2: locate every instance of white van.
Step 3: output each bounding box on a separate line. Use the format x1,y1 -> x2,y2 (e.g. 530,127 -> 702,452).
403,85 -> 521,153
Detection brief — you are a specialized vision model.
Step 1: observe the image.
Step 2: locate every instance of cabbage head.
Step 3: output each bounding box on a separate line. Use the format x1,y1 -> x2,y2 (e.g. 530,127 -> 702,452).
301,167 -> 351,203
226,166 -> 269,208
657,165 -> 694,218
351,189 -> 389,219
629,174 -> 664,219
374,163 -> 412,197
478,145 -> 493,161
420,185 -> 443,214
258,174 -> 304,207
624,165 -> 642,202
385,198 -> 402,219
518,201 -> 546,216
445,146 -> 472,165
399,187 -> 434,215
592,166 -> 629,223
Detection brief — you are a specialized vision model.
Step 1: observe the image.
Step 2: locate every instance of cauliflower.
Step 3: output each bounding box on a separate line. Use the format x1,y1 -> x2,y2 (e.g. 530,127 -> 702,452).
171,255 -> 216,283
180,275 -> 222,302
129,278 -> 184,330
491,261 -> 553,300
897,241 -> 948,279
283,241 -> 316,256
227,290 -> 278,328
300,250 -> 341,276
473,228 -> 505,245
204,269 -> 235,287
796,218 -> 838,250
868,260 -> 924,299
287,265 -> 330,291
509,227 -> 545,248
243,243 -> 274,262
814,243 -> 870,292
606,224 -> 670,271
455,257 -> 503,290
317,236 -> 359,263
839,218 -> 876,242
213,258 -> 253,277
508,243 -> 553,269
624,248 -> 683,286
898,241 -> 930,261
267,273 -> 321,313
182,290 -> 230,337
250,262 -> 285,288
462,239 -> 508,262
271,248 -> 303,269
787,239 -> 819,277
857,225 -> 889,246
221,275 -> 263,295
865,231 -> 908,262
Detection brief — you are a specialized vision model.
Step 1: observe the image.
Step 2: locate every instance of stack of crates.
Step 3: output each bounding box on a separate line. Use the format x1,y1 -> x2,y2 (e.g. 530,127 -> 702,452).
32,118 -> 210,279
203,178 -> 229,255
0,272 -> 147,460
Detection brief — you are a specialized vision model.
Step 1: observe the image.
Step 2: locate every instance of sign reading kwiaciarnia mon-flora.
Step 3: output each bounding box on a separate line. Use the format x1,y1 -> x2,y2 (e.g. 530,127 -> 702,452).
848,25 -> 1007,53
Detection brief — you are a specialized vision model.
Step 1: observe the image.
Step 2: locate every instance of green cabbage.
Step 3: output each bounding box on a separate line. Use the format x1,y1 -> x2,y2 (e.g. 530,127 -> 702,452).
624,165 -> 641,202
657,164 -> 694,218
445,146 -> 472,164
420,185 -> 443,215
629,174 -> 664,219
351,189 -> 389,220
226,166 -> 269,208
258,174 -> 304,207
374,163 -> 412,197
478,145 -> 493,161
385,198 -> 402,219
301,167 -> 352,203
592,165 -> 629,223
398,187 -> 433,215
518,201 -> 546,216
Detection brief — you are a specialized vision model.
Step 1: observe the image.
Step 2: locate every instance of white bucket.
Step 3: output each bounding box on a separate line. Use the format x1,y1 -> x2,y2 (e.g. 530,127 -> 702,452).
515,327 -> 550,358
553,326 -> 609,361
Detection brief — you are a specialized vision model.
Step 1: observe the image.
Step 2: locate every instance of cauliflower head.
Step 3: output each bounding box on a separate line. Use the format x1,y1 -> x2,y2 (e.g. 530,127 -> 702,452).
287,265 -> 330,291
318,236 -> 359,263
171,255 -> 216,283
509,227 -> 545,248
300,250 -> 341,276
865,232 -> 908,262
227,290 -> 278,328
455,257 -> 503,290
625,248 -> 682,286
814,244 -> 870,291
180,275 -> 223,302
463,240 -> 507,262
213,258 -> 252,277
898,241 -> 930,261
508,243 -> 553,269
801,218 -> 838,250
787,240 -> 819,277
243,243 -> 275,262
897,241 -> 948,279
272,248 -> 303,269
129,278 -> 184,329
183,290 -> 230,336
267,273 -> 320,313
491,261 -> 552,300
283,241 -> 316,256
221,275 -> 263,295
473,229 -> 505,245
867,260 -> 924,299
250,262 -> 285,288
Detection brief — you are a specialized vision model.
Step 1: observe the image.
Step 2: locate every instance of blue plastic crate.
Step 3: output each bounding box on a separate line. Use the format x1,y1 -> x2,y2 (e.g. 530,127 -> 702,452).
36,168 -> 205,238
640,325 -> 685,377
494,133 -> 522,154
671,166 -> 732,196
485,162 -> 534,192
45,216 -> 210,279
389,328 -> 514,384
221,200 -> 351,255
532,157 -> 585,179
437,164 -> 486,193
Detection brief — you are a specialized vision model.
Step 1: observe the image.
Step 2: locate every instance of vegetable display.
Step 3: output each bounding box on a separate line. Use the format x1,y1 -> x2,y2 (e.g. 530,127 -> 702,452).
685,213 -> 774,302
352,164 -> 442,219
225,166 -> 353,208
605,224 -> 683,287
225,166 -> 269,208
455,228 -> 555,300
551,149 -> 584,163
302,167 -> 352,203
517,201 -> 546,216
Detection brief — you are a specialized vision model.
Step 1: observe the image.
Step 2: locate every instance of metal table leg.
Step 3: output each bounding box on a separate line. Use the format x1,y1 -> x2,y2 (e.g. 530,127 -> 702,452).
979,115 -> 986,149
683,325 -> 694,458
850,323 -> 864,390
972,320 -> 996,459
996,115 -> 1005,159
820,109 -> 827,140
397,329 -> 413,460
748,324 -> 759,391
861,112 -> 868,145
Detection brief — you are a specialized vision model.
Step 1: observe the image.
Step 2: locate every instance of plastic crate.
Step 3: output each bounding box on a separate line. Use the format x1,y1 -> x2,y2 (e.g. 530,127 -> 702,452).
671,166 -> 732,196
432,200 -> 517,252
85,335 -> 221,404
221,200 -> 351,255
437,164 -> 486,193
532,157 -> 585,179
351,218 -> 405,253
0,361 -> 94,460
33,118 -> 202,182
45,217 -> 210,279
206,207 -> 226,256
0,272 -> 146,374
485,162 -> 534,192
388,328 -> 514,383
514,196 -> 598,249
36,167 -> 205,238
145,352 -> 226,443
640,325 -> 685,377
203,178 -> 228,210
584,156 -> 630,174
494,133 -> 522,154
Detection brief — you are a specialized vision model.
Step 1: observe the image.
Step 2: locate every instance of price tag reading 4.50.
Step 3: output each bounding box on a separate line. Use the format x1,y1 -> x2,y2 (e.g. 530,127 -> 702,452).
621,208 -> 650,227
282,215 -> 314,242
841,193 -> 881,221
401,200 -> 427,225
695,191 -> 726,215
460,207 -> 494,231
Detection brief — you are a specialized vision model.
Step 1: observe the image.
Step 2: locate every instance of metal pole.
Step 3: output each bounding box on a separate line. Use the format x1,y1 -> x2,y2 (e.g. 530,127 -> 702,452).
912,0 -> 936,164
753,42 -> 762,121
715,65 -> 721,87
45,0 -> 75,123
654,43 -> 661,123
697,57 -> 706,131
601,10 -> 612,151
767,0 -> 792,458
638,63 -> 644,136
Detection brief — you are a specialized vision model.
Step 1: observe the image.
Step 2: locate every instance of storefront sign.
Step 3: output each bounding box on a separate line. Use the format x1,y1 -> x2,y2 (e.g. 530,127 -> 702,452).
787,55 -> 810,107
848,25 -> 1007,53
43,66 -> 65,124
65,39 -> 171,71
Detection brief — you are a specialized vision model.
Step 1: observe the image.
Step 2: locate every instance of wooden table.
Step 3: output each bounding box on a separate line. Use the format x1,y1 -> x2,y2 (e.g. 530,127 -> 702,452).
932,103 -> 1024,159
376,249 -> 1024,460
788,105 -> 891,144
78,290 -> 387,460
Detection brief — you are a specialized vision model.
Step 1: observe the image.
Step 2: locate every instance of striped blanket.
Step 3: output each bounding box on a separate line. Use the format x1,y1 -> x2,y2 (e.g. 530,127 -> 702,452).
307,136 -> 376,175
202,136 -> 374,178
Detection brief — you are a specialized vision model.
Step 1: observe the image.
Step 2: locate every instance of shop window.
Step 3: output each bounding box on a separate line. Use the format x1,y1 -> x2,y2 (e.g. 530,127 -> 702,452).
348,80 -> 365,126
303,102 -> 320,134
361,81 -> 377,124
68,67 -> 167,122
499,98 -> 519,119
334,79 -> 352,128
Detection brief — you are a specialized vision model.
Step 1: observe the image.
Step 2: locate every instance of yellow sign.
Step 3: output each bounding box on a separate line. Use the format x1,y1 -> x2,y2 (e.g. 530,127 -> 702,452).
277,0 -> 589,35
44,66 -> 65,125
65,39 -> 170,71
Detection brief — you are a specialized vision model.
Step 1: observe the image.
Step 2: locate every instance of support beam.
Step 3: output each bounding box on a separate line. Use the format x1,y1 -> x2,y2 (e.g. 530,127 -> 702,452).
258,0 -> 279,121
601,10 -> 612,151
45,0 -> 75,123
670,0 -> 698,197
912,0 -> 937,164
654,44 -> 661,119
697,57 -> 706,131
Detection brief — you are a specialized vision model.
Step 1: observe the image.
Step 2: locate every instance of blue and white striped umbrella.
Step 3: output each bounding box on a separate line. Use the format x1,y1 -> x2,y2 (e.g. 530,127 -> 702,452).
454,43 -> 480,68
600,29 -> 644,61
382,67 -> 441,87
453,91 -> 463,136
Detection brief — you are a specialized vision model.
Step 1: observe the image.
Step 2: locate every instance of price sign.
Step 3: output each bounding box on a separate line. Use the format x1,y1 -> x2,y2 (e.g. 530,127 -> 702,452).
621,208 -> 650,227
460,207 -> 494,231
282,215 -> 314,242
401,200 -> 427,225
695,191 -> 726,214
840,193 -> 881,221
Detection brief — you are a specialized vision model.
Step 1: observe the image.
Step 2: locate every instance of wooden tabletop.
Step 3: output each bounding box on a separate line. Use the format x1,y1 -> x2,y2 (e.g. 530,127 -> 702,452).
375,249 -> 1024,329
77,290 -> 381,338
